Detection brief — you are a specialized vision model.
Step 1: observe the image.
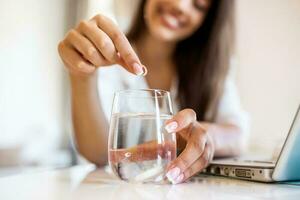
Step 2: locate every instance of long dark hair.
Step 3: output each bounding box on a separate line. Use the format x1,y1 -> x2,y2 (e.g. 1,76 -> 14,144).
127,0 -> 235,121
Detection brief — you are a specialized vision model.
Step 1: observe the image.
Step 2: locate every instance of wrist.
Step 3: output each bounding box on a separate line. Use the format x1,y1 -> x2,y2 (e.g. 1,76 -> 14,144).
68,71 -> 99,95
69,71 -> 98,85
199,122 -> 219,150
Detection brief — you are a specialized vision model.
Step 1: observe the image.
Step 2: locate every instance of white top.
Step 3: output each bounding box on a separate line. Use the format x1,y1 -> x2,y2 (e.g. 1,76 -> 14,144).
97,65 -> 249,134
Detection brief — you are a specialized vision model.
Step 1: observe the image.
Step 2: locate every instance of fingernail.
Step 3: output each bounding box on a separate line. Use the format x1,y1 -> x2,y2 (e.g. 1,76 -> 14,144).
165,121 -> 178,133
133,63 -> 144,75
172,173 -> 184,184
141,65 -> 148,76
166,167 -> 181,183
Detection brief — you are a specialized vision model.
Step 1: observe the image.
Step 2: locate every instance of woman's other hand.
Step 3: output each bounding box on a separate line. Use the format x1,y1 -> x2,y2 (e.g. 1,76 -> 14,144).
58,14 -> 147,77
164,109 -> 215,184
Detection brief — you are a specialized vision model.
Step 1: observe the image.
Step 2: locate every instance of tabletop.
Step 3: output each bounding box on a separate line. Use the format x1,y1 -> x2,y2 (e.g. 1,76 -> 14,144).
0,164 -> 299,200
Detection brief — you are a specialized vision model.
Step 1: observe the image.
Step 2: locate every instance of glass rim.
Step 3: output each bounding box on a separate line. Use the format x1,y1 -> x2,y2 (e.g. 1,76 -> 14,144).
115,89 -> 170,98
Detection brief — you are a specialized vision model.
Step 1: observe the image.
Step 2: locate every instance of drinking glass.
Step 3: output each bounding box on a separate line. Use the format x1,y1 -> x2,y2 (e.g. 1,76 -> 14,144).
108,89 -> 177,184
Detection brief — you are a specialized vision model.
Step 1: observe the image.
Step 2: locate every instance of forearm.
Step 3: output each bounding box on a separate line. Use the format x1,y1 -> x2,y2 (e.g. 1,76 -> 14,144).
201,122 -> 246,157
70,73 -> 108,166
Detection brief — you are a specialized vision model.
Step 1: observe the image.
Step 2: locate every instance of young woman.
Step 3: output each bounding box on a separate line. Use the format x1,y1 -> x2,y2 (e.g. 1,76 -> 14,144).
58,0 -> 248,184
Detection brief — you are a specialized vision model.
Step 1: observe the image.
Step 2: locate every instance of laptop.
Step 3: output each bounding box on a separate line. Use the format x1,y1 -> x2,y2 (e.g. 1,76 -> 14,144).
203,105 -> 300,182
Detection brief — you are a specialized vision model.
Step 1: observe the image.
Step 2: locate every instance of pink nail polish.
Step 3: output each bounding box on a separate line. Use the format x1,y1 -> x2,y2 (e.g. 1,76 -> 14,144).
173,173 -> 184,184
165,121 -> 178,133
133,63 -> 143,75
166,167 -> 181,183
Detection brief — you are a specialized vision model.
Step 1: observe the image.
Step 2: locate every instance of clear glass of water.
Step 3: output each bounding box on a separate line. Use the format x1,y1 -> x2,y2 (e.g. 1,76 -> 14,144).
108,89 -> 177,184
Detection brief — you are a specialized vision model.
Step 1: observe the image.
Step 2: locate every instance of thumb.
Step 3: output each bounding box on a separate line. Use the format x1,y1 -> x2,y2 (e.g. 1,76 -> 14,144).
164,109 -> 197,140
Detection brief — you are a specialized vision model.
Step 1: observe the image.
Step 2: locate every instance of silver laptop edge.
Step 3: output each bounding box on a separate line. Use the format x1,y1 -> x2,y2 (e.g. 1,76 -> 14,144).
203,105 -> 300,182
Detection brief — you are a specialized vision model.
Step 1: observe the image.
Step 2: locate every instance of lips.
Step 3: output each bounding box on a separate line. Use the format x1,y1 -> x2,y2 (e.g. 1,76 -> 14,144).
160,12 -> 180,30
157,5 -> 185,31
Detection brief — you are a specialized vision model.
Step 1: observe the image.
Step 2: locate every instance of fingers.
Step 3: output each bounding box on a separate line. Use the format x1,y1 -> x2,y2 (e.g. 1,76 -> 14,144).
58,41 -> 95,74
166,144 -> 212,184
181,143 -> 213,182
174,126 -> 206,167
92,14 -> 147,75
165,123 -> 207,182
65,29 -> 106,67
77,21 -> 117,64
165,121 -> 215,184
165,109 -> 197,139
58,14 -> 148,76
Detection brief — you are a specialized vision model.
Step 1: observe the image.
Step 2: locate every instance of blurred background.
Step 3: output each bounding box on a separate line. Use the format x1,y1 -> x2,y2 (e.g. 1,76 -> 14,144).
0,0 -> 299,176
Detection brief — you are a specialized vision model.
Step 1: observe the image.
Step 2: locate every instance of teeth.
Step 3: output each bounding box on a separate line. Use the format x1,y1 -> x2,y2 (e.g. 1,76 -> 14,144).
163,13 -> 179,28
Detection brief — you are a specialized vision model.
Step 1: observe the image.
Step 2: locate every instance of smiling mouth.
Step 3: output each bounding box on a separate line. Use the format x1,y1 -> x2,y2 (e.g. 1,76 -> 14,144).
160,13 -> 180,30
157,6 -> 185,31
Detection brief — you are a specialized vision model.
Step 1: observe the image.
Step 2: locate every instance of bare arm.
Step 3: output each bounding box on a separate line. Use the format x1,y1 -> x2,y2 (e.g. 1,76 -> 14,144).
69,74 -> 109,166
57,14 -> 147,166
201,123 -> 246,157
175,122 -> 245,159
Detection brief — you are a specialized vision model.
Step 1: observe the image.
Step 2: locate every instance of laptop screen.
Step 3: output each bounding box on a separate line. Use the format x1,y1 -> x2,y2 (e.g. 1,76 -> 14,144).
273,105 -> 300,181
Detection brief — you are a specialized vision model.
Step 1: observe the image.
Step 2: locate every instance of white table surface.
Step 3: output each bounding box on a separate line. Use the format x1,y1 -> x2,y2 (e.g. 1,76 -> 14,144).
0,164 -> 299,200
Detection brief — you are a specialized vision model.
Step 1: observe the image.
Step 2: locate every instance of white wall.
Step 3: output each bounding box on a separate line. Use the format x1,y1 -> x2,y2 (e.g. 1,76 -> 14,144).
235,0 -> 300,156
0,0 -> 76,166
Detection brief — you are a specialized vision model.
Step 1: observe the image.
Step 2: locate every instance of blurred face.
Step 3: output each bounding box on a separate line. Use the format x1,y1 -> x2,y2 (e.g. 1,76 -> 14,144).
144,0 -> 211,42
